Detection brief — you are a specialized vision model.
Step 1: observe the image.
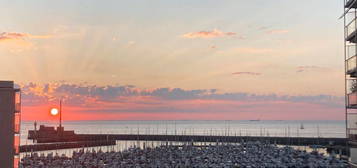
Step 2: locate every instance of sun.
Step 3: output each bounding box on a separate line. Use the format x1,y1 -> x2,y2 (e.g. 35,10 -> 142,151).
50,108 -> 59,116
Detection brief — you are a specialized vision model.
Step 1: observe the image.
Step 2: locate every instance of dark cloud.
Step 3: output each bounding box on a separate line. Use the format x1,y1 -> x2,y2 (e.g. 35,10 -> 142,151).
55,84 -> 139,100
19,83 -> 344,109
142,88 -> 207,100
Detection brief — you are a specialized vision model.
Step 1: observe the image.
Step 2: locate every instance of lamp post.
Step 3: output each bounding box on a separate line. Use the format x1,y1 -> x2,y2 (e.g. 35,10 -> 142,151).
59,99 -> 62,129
50,99 -> 63,133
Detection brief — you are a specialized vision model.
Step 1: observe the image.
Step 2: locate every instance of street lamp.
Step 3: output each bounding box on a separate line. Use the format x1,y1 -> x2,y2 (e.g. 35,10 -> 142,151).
50,99 -> 62,129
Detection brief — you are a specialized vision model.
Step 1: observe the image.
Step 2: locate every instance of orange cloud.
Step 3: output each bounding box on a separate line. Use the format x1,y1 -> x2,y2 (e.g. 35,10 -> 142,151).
182,29 -> 237,39
27,34 -> 52,39
0,32 -> 25,41
0,32 -> 52,42
232,72 -> 261,76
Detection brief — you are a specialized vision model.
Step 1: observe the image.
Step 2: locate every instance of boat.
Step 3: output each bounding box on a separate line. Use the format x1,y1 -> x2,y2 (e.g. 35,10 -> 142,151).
300,123 -> 304,130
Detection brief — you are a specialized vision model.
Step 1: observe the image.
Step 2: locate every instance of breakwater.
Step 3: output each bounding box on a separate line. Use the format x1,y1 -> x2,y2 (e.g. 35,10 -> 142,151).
32,134 -> 347,146
23,133 -> 348,153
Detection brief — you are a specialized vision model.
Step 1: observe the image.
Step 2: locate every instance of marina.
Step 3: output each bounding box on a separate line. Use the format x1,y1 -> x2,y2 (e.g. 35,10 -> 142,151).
19,120 -> 349,163
17,104 -> 350,166
20,141 -> 348,168
22,132 -> 348,153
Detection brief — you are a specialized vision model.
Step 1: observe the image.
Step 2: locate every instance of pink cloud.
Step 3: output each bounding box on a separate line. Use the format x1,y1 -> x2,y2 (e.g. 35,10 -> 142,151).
182,29 -> 238,39
296,66 -> 327,73
232,72 -> 261,76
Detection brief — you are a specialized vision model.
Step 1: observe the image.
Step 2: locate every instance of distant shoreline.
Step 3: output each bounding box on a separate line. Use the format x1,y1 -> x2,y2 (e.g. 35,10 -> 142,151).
21,119 -> 346,122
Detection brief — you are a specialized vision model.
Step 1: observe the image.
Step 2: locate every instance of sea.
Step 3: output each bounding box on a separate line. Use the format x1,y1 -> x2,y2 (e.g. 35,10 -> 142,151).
20,120 -> 346,145
19,120 -> 346,157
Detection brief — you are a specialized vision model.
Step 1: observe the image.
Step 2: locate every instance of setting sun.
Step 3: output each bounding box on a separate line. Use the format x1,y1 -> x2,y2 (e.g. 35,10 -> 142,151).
50,108 -> 59,116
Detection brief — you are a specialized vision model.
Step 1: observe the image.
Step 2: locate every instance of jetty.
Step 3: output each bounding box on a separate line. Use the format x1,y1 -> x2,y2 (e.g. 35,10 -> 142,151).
29,133 -> 347,146
21,124 -> 347,153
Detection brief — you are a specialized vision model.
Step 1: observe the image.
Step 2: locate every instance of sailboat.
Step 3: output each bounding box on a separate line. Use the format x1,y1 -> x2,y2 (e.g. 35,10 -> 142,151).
300,123 -> 305,130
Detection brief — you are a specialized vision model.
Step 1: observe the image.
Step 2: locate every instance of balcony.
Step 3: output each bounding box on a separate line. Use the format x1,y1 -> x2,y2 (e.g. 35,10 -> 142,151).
347,18 -> 357,43
346,0 -> 357,8
347,30 -> 357,43
348,92 -> 357,108
348,113 -> 357,142
347,55 -> 357,77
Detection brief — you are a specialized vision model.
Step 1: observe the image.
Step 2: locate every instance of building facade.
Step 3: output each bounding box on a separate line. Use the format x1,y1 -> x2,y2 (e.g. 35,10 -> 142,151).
0,81 -> 21,168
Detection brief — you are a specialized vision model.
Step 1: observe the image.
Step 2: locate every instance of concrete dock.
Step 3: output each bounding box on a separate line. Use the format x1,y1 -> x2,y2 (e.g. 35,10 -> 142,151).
31,134 -> 347,146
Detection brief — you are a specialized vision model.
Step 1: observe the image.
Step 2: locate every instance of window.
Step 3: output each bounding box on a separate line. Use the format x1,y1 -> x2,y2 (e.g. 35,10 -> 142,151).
13,134 -> 19,154
13,155 -> 19,168
14,91 -> 20,113
14,113 -> 20,134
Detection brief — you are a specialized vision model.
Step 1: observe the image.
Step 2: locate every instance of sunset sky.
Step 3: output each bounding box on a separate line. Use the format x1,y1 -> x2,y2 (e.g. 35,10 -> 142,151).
0,0 -> 345,120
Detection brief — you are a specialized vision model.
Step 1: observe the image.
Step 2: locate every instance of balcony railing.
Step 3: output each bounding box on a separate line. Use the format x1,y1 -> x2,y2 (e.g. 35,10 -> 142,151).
348,113 -> 357,141
347,44 -> 356,58
347,55 -> 357,75
346,18 -> 357,42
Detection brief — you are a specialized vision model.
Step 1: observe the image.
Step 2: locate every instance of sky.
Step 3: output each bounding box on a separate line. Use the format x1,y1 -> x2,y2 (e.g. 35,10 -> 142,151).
0,0 -> 346,120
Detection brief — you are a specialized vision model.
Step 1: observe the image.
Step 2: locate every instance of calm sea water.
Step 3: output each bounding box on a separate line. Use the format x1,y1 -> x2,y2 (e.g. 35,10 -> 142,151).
20,120 -> 346,145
